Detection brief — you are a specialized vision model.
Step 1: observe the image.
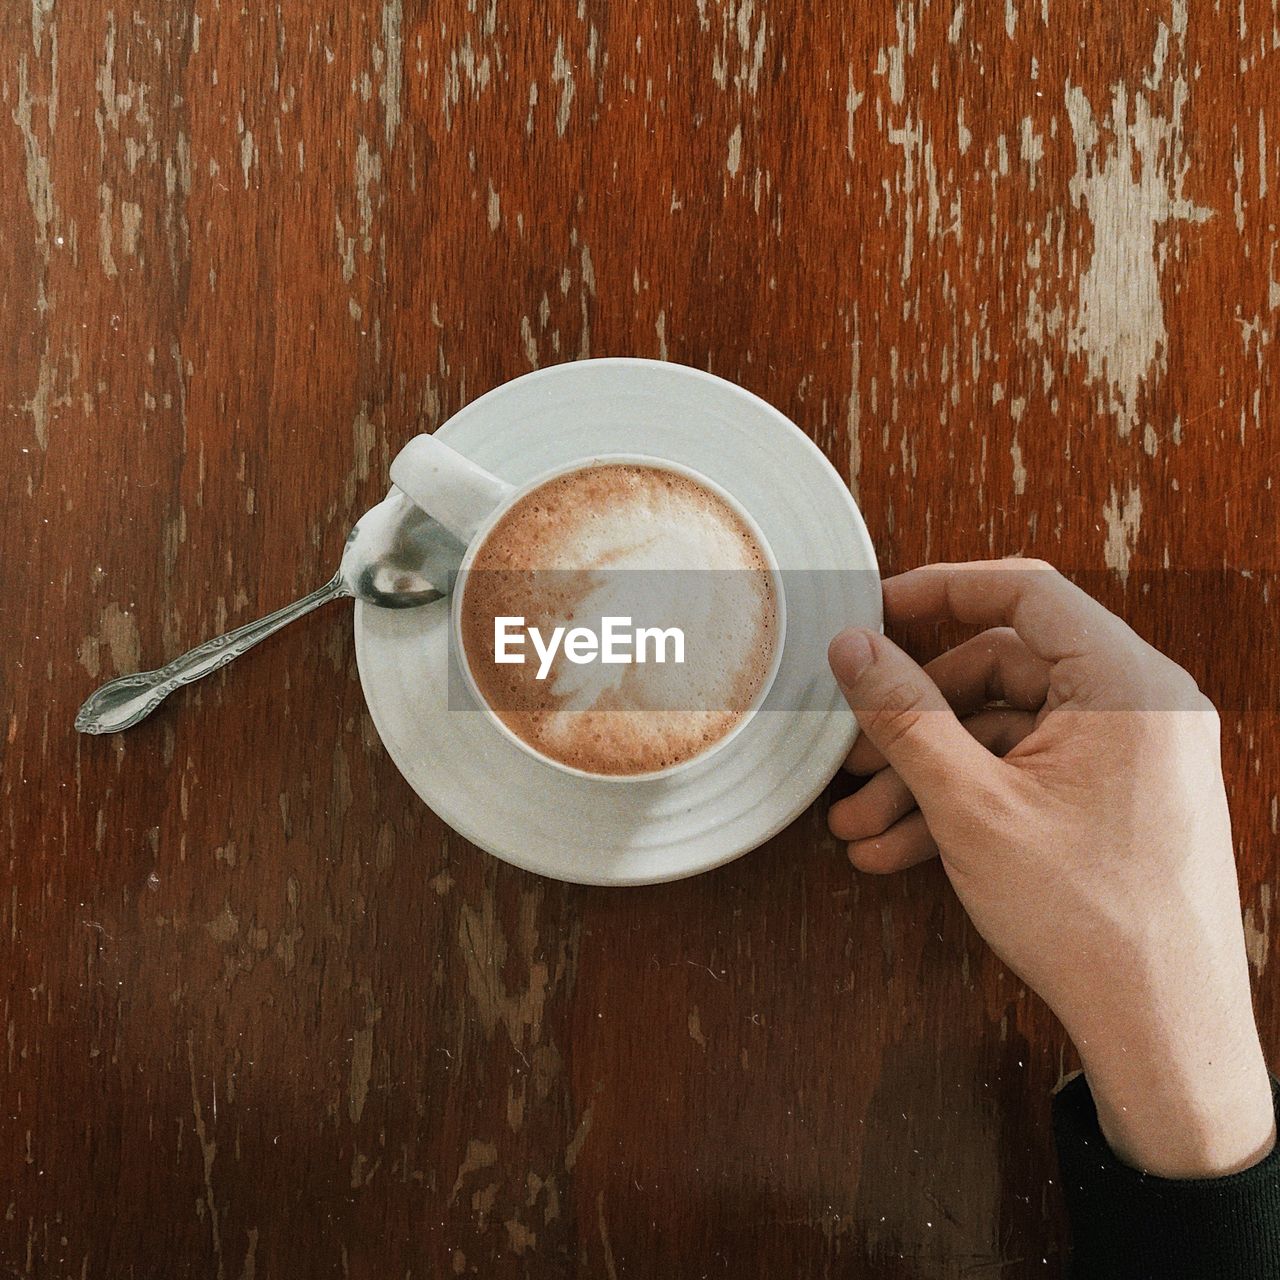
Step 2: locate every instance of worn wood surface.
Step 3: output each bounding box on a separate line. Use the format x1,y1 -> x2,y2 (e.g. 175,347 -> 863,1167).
3,1 -> 1277,1275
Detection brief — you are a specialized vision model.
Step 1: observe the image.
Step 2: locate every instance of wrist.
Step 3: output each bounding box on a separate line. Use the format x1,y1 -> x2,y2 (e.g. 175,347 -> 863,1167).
1076,1031 -> 1275,1178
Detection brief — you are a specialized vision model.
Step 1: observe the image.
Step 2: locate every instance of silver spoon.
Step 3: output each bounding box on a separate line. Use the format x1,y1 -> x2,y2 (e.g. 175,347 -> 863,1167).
74,489 -> 465,735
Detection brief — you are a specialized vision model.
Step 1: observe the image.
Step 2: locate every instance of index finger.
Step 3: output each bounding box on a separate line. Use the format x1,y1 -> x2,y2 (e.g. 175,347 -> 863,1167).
882,560 -> 1135,665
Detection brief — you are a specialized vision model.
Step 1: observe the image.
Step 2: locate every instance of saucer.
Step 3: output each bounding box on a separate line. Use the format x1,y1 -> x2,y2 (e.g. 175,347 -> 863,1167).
354,358 -> 882,886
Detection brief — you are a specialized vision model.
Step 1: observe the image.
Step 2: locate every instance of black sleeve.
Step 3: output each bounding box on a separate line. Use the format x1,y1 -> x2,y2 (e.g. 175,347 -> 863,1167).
1052,1072 -> 1280,1279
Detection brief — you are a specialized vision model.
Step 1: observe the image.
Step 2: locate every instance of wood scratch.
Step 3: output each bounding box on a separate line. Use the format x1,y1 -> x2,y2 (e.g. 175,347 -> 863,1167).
21,343 -> 73,450
187,1034 -> 224,1280
597,1190 -> 618,1280
848,305 -> 861,499
1061,5 -> 1212,436
97,182 -> 117,277
448,1138 -> 497,1204
564,1100 -> 595,1170
552,36 -> 575,136
99,601 -> 141,673
458,899 -> 549,1051
688,1007 -> 707,1048
1244,884 -> 1272,977
380,0 -> 403,149
1101,484 -> 1142,580
710,0 -> 769,95
240,1227 -> 258,1280
348,982 -> 380,1124
354,135 -> 381,249
12,55 -> 56,258
726,121 -> 742,175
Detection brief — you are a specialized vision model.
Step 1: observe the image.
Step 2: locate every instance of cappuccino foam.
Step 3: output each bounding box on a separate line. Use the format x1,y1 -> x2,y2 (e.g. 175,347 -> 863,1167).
459,464 -> 778,775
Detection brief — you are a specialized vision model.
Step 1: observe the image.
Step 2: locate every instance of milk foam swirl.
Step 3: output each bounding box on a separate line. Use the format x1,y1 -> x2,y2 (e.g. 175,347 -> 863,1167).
459,464 -> 779,775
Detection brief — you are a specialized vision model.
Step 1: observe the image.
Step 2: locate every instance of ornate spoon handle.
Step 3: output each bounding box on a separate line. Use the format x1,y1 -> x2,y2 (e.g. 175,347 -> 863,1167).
75,573 -> 349,735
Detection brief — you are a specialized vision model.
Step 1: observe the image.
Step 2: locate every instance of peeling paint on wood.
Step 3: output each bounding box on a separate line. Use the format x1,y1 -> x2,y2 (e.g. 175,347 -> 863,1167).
2,1 -> 1277,1276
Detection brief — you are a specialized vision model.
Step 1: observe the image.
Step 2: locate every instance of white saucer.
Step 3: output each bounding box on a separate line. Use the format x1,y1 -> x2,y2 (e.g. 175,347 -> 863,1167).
354,358 -> 882,886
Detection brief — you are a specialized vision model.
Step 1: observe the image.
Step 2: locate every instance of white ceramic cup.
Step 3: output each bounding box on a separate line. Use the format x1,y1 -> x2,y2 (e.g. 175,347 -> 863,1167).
389,434 -> 787,782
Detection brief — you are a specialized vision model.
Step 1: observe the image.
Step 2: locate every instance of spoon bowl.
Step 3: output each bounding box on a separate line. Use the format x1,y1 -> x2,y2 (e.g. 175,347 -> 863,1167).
340,490 -> 465,609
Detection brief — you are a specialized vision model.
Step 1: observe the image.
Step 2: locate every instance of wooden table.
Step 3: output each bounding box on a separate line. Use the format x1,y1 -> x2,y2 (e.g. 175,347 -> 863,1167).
4,2 -> 1277,1275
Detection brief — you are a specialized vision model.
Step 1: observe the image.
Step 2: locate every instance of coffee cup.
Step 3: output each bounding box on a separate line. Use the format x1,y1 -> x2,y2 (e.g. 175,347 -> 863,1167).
389,435 -> 786,782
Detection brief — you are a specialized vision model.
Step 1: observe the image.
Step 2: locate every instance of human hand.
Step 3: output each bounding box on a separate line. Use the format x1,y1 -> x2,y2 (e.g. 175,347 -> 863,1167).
827,559 -> 1274,1179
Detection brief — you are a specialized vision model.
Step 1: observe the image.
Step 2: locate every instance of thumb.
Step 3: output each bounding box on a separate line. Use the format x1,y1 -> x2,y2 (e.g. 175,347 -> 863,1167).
828,627 -> 994,809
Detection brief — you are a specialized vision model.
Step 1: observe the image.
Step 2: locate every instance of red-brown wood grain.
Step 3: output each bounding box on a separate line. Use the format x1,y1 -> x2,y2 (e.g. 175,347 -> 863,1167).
2,1 -> 1276,1275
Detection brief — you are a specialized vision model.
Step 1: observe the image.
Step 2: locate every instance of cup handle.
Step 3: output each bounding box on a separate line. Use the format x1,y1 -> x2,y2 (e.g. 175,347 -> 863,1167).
389,434 -> 516,544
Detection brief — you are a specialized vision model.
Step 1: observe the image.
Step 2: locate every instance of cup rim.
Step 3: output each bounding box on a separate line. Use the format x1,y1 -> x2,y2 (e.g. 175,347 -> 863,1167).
451,452 -> 788,783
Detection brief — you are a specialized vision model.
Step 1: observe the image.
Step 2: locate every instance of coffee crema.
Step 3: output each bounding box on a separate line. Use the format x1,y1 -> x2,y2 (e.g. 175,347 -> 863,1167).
458,463 -> 779,776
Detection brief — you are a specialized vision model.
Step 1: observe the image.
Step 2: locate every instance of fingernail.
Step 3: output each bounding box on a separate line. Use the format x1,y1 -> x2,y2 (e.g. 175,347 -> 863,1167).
828,628 -> 875,686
